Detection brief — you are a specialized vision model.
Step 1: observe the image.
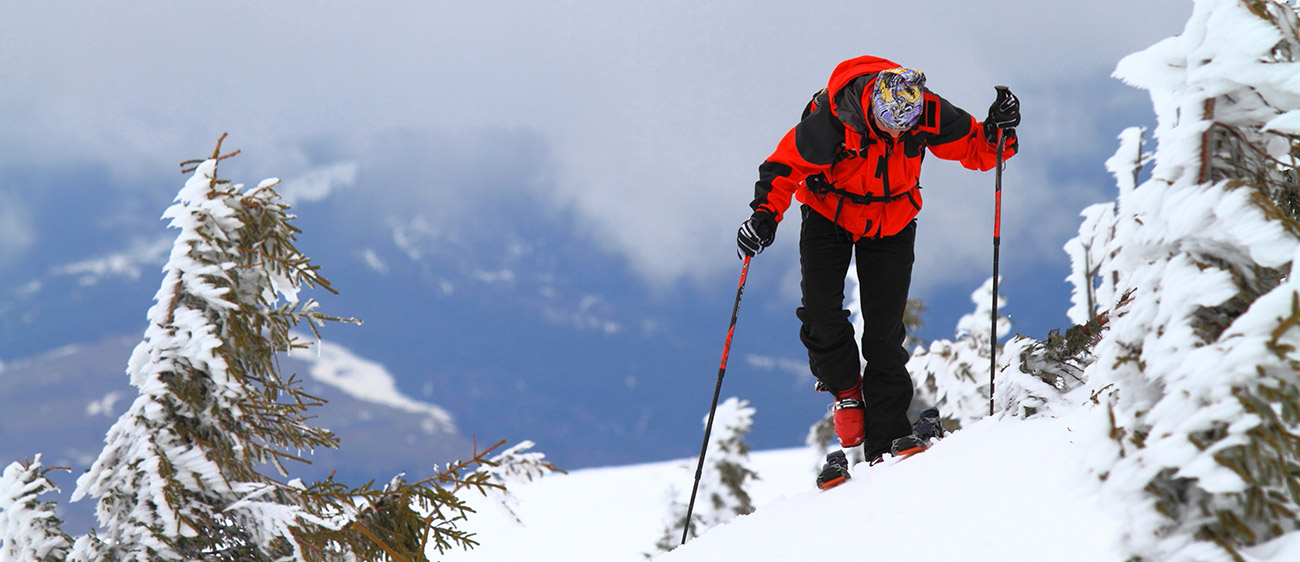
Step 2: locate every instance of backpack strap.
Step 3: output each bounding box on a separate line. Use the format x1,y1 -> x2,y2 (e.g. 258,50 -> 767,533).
806,173 -> 917,205
802,88 -> 828,120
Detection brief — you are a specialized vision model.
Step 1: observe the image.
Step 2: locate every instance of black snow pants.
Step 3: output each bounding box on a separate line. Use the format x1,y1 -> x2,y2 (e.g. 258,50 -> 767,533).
797,205 -> 915,458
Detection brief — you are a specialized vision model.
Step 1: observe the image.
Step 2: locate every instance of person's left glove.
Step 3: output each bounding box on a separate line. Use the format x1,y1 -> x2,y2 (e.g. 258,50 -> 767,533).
736,210 -> 777,259
983,86 -> 1020,144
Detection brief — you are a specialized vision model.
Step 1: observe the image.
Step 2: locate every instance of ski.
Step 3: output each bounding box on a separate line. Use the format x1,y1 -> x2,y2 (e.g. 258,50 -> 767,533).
815,443 -> 930,491
816,408 -> 945,491
816,450 -> 852,490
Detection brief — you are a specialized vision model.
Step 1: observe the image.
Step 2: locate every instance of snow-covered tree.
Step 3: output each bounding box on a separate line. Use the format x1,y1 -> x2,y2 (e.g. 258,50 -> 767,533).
0,455 -> 72,562
908,277 -> 1010,427
65,136 -> 500,561
997,290 -> 1131,419
472,441 -> 561,524
1005,127 -> 1154,420
653,397 -> 757,554
1077,1 -> 1300,558
1066,127 -> 1148,325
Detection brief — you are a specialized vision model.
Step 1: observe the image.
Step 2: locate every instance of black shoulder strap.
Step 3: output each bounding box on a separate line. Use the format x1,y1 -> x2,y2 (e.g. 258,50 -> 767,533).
794,91 -> 847,167
801,88 -> 828,120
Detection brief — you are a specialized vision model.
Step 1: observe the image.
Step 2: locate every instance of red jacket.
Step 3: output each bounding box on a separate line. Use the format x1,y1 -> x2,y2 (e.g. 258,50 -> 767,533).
751,55 -> 1016,240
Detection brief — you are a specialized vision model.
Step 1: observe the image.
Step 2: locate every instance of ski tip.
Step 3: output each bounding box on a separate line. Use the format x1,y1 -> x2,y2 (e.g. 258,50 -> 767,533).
817,476 -> 848,491
893,445 -> 927,459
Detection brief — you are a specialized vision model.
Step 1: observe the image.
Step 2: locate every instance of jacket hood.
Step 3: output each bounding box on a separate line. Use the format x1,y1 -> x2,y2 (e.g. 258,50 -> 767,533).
826,55 -> 903,134
826,56 -> 901,112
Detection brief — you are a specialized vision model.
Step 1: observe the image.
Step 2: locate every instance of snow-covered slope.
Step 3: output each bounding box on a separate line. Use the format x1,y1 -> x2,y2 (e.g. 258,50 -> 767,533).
442,410 -> 1300,561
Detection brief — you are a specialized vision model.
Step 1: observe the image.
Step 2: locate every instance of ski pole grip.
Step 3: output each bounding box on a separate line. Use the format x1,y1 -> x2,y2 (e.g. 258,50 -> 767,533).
991,85 -> 1018,131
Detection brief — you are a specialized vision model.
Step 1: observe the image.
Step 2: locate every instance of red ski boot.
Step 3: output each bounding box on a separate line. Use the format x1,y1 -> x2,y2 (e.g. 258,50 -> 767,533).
831,384 -> 865,448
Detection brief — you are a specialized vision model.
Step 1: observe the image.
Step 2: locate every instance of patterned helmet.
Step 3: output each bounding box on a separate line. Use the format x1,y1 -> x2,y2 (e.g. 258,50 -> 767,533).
869,67 -> 926,130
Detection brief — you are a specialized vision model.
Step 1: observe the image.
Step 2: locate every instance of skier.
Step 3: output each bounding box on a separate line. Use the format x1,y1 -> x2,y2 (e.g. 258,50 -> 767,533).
735,55 -> 1020,487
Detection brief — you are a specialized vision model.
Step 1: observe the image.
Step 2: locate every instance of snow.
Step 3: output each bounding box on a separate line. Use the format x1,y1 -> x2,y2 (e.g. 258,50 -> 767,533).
438,410 -> 1300,562
293,336 -> 458,433
439,412 -> 1115,561
1264,109 -> 1300,133
1066,0 -> 1300,559
0,455 -> 70,561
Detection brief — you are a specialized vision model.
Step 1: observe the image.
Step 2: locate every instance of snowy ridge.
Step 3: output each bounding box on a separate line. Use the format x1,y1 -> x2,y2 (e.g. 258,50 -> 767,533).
440,411 -> 1300,561
292,335 -> 457,434
659,414 -> 1122,562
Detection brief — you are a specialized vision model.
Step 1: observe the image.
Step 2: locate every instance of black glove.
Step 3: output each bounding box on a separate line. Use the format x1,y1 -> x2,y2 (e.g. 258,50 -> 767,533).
983,85 -> 1020,143
737,210 -> 776,259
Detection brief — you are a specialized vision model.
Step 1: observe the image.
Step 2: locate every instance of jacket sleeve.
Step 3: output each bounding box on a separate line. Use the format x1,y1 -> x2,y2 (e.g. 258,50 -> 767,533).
751,93 -> 840,223
923,94 -> 1017,172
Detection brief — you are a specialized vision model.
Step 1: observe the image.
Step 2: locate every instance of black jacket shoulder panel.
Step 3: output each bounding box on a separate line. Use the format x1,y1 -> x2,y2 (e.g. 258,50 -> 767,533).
923,92 -> 974,145
793,92 -> 844,167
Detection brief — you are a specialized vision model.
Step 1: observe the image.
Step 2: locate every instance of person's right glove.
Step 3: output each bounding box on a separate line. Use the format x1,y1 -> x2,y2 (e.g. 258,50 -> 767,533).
983,86 -> 1021,144
736,210 -> 776,259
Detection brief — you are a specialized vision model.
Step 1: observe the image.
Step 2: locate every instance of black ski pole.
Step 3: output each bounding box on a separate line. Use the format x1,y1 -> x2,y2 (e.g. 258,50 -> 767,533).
681,253 -> 752,545
989,85 -> 1009,418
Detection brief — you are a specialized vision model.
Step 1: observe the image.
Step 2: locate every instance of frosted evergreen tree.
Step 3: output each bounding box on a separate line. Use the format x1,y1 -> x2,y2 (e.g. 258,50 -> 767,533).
1066,126 -> 1148,325
996,128 -> 1150,420
996,292 -> 1127,420
653,397 -> 757,554
908,277 -> 1010,427
65,136 -> 500,562
1078,1 -> 1300,558
472,441 -> 561,524
0,455 -> 72,562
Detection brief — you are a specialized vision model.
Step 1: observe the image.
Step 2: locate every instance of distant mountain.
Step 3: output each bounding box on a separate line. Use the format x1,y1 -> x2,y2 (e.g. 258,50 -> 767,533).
0,333 -> 472,532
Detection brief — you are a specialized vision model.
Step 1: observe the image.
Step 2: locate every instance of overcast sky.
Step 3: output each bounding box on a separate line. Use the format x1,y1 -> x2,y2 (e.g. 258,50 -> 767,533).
2,1 -> 1193,319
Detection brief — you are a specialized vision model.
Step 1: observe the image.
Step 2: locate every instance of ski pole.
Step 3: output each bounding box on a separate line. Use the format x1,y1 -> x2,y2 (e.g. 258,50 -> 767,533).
681,253 -> 752,545
989,85 -> 1009,418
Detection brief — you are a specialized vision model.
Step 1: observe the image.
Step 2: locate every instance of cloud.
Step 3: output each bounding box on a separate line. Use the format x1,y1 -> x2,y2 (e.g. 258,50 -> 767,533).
277,161 -> 358,206
0,191 -> 35,266
49,237 -> 171,286
744,353 -> 815,389
0,0 -> 1194,296
359,248 -> 388,275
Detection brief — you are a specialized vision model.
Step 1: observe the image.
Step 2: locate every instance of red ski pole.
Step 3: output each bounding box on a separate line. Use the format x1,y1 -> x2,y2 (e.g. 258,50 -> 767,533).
681,254 -> 752,545
989,85 -> 1010,417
